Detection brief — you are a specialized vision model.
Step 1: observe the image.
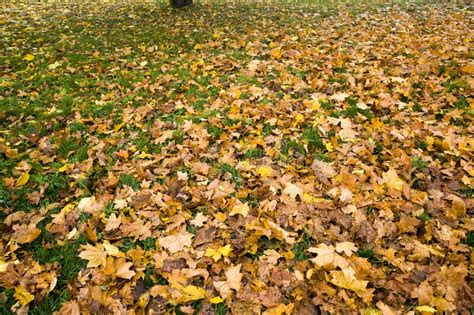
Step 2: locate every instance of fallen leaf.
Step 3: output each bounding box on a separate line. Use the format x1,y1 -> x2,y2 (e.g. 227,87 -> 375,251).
382,168 -> 406,191
15,172 -> 29,187
229,202 -> 250,217
159,231 -> 194,254
115,259 -> 135,279
79,244 -> 107,268
225,264 -> 242,291
23,54 -> 34,61
283,183 -> 303,199
329,270 -> 368,293
257,166 -> 273,177
14,286 -> 34,305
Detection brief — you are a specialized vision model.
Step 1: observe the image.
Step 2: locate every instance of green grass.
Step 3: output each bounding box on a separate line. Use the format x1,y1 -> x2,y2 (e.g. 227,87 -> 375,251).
411,157 -> 428,171
119,174 -> 140,190
463,231 -> 474,248
220,163 -> 243,188
292,232 -> 313,261
356,247 -> 384,265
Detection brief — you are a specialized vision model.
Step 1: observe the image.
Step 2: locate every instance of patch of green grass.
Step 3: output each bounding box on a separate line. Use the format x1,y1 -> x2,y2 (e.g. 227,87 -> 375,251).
57,138 -> 78,158
68,121 -> 87,133
442,79 -> 468,92
25,233 -> 88,314
140,237 -> 157,251
214,302 -> 229,315
415,140 -> 427,151
262,122 -> 275,136
411,157 -> 428,171
356,247 -> 384,265
220,163 -> 243,188
30,288 -> 71,315
280,138 -> 305,157
206,124 -> 223,139
32,172 -> 70,203
241,148 -> 265,160
186,223 -> 198,235
417,212 -> 432,222
292,232 -> 313,261
460,188 -> 473,198
172,130 -> 185,144
119,237 -> 137,252
0,288 -> 15,315
454,95 -> 469,109
301,127 -> 325,153
119,174 -> 140,190
463,231 -> 474,248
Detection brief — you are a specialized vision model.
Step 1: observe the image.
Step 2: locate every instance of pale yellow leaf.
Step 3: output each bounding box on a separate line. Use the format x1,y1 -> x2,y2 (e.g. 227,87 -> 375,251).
329,270 -> 368,292
382,168 -> 406,191
103,240 -> 124,257
23,54 -> 34,61
308,243 -> 336,267
0,260 -> 8,273
14,286 -> 34,305
415,306 -> 436,313
15,172 -> 29,187
229,203 -> 250,217
335,242 -> 358,256
257,166 -> 273,177
79,244 -> 106,268
209,296 -> 223,304
180,285 -> 206,302
159,231 -> 193,254
283,183 -> 303,199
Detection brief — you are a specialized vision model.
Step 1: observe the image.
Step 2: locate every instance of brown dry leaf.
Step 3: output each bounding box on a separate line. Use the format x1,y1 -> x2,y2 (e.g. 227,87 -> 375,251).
225,264 -> 242,291
446,194 -> 466,220
16,224 -> 41,244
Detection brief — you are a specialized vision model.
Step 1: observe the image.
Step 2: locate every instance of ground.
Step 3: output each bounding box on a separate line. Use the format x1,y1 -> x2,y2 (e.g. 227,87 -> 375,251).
0,1 -> 473,314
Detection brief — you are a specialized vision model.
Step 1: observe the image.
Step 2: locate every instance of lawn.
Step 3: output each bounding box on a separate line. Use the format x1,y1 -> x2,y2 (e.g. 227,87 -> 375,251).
0,1 -> 473,314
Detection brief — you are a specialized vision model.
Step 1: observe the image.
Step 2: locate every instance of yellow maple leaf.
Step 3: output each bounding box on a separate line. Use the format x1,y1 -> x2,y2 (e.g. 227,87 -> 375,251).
115,259 -> 135,280
329,270 -> 368,293
78,244 -> 106,268
335,242 -> 358,256
382,168 -> 405,191
23,54 -> 34,61
58,164 -> 70,172
15,172 -> 29,187
415,306 -> 436,313
269,47 -> 282,59
158,231 -> 194,254
257,166 -> 272,177
225,264 -> 242,291
325,142 -> 335,152
461,64 -> 474,75
179,285 -> 206,302
0,260 -> 8,272
308,243 -> 336,267
14,286 -> 34,305
205,244 -> 232,262
229,203 -> 250,217
103,240 -> 125,257
209,296 -> 223,304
